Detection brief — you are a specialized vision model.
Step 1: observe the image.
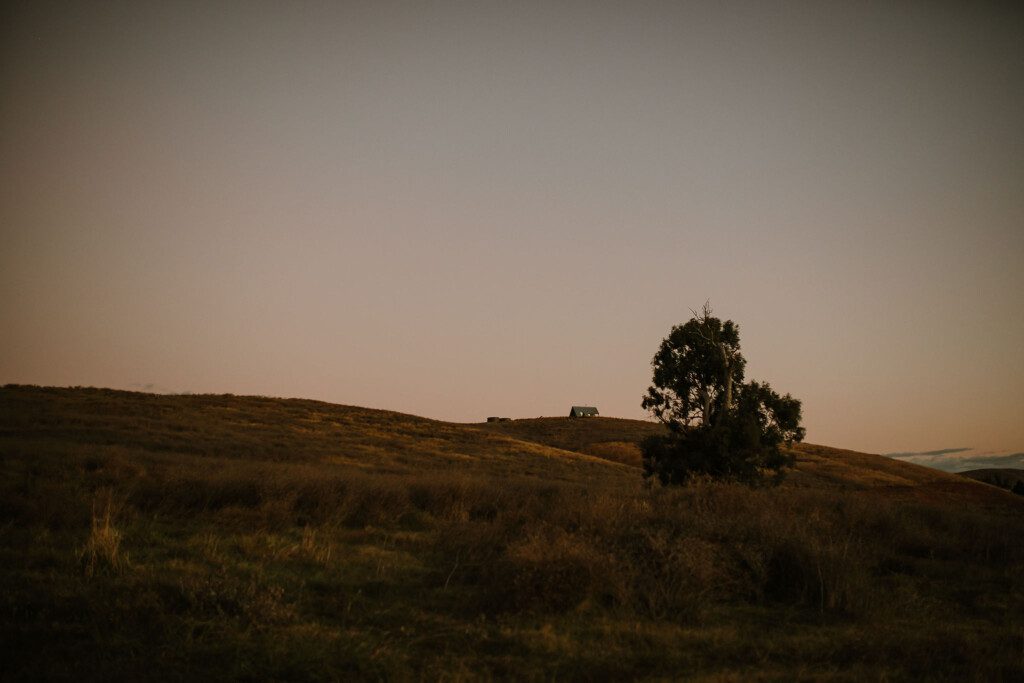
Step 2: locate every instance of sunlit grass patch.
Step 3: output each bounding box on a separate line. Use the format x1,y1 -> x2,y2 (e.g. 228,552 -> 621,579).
80,491 -> 127,578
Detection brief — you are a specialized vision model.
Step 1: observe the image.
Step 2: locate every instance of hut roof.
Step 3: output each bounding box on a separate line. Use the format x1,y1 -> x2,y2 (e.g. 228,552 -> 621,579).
569,406 -> 599,417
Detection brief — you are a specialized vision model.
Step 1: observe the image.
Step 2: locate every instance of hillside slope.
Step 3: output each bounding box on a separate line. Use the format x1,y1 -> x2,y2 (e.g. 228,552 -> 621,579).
477,415 -> 1018,509
0,385 -> 630,481
475,416 -> 665,466
2,385 -> 1023,681
9,385 -> 1005,506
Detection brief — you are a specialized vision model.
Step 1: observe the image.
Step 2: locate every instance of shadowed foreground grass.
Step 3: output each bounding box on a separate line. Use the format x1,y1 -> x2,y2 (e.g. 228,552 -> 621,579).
2,386 -> 1023,681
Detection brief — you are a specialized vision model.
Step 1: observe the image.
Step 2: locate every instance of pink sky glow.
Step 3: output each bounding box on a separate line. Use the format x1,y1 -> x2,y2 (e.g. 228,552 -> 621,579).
2,1 -> 1022,457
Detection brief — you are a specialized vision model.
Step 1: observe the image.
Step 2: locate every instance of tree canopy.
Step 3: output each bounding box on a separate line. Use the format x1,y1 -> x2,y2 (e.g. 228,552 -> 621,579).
641,304 -> 805,485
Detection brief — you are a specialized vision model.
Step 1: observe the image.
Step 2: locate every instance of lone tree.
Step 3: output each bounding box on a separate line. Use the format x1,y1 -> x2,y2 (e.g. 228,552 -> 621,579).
641,304 -> 805,485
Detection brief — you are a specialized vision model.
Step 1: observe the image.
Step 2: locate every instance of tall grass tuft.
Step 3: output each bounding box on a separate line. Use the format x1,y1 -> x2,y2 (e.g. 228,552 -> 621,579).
80,490 -> 126,578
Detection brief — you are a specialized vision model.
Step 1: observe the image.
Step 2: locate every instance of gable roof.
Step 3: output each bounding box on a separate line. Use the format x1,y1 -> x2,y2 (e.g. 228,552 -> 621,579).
570,406 -> 599,417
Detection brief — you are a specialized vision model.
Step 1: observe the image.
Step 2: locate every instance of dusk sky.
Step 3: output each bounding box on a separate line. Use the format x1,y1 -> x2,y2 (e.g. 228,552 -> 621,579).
2,1 -> 1022,458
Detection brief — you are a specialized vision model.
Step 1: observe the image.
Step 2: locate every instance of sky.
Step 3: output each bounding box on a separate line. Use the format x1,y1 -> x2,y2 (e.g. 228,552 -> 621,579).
2,1 -> 1022,459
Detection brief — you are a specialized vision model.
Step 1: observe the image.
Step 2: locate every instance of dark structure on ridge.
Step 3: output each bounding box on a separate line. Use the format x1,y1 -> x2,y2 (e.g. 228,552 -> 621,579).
569,406 -> 599,418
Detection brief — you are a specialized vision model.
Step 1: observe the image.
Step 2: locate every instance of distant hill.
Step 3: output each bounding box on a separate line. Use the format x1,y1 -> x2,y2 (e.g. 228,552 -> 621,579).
960,468 -> 1024,494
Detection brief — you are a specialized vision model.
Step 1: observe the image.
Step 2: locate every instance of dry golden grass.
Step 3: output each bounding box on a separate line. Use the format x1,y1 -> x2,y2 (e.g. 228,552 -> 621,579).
2,385 -> 1023,681
478,413 -> 1016,509
79,490 -> 127,578
477,415 -> 664,464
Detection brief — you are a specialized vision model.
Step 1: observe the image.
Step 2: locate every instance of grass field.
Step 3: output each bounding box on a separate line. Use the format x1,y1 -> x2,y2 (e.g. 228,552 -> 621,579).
2,385 -> 1023,680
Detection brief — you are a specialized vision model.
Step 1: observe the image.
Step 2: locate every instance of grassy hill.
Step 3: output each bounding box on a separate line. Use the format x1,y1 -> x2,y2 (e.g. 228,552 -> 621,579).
961,468 -> 1024,494
477,415 -> 1015,508
2,385 -> 1023,681
477,416 -> 665,467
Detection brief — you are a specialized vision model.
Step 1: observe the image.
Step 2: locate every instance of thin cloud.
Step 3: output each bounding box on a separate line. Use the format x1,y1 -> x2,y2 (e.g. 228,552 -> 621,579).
885,447 -> 972,458
886,448 -> 1024,473
958,453 -> 1024,470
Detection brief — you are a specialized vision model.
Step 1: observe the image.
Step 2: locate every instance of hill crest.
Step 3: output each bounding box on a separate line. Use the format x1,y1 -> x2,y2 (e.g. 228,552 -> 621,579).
2,384 -> 1018,509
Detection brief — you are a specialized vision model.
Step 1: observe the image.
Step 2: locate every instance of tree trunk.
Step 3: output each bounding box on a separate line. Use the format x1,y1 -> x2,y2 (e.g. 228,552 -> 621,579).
699,387 -> 712,426
719,343 -> 733,413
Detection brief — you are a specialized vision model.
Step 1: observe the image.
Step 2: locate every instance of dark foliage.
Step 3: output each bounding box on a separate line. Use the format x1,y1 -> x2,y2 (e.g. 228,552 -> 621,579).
641,313 -> 744,428
641,307 -> 804,485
